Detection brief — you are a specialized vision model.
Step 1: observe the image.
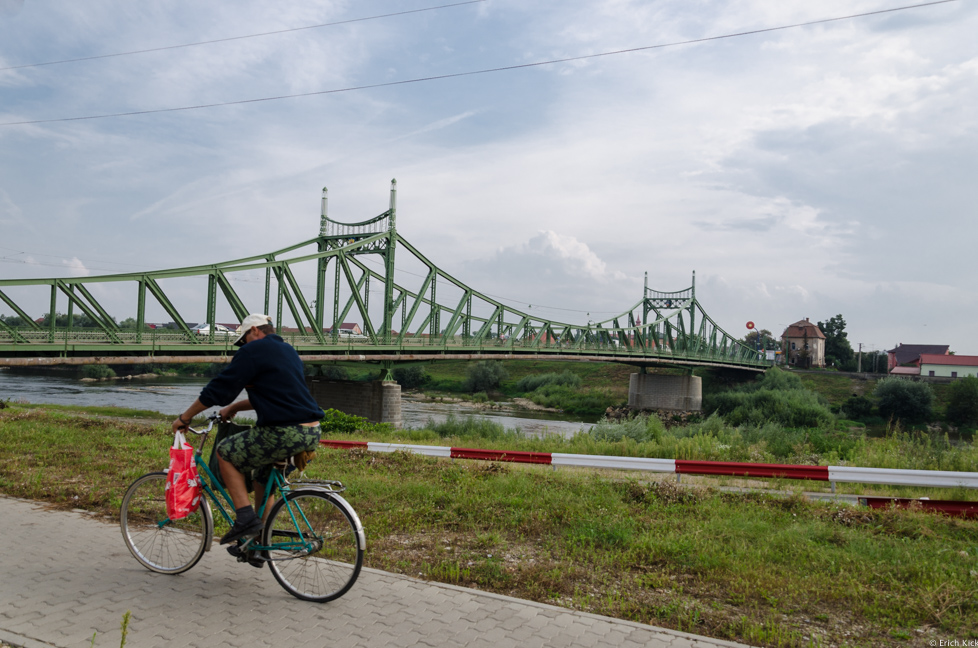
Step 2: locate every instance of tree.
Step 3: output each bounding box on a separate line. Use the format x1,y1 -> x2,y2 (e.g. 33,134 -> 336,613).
946,376 -> 978,427
392,365 -> 429,389
465,361 -> 508,393
817,314 -> 855,370
874,377 -> 934,424
743,328 -> 777,350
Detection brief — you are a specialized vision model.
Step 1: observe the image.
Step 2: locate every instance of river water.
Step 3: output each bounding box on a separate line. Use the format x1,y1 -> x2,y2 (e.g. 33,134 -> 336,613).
0,368 -> 593,438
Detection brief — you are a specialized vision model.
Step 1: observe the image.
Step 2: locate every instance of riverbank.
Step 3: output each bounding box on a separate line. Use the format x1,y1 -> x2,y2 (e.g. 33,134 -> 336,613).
1,403 -> 975,648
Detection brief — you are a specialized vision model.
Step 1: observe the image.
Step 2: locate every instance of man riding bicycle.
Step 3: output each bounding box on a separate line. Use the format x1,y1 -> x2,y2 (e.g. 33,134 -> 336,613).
172,314 -> 324,545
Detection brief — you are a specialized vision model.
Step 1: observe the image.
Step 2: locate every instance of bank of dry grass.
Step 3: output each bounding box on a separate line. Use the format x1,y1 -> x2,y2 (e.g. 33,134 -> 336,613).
1,405 -> 977,647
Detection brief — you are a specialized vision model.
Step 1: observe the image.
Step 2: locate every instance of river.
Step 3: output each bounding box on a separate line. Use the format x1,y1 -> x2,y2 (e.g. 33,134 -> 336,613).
0,368 -> 593,438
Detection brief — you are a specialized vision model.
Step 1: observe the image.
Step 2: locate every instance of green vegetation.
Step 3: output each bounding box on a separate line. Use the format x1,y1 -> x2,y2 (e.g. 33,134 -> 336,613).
514,370 -> 582,392
705,368 -> 835,429
742,327 -> 778,351
524,384 -> 619,417
1,403 -> 976,648
80,364 -> 117,380
817,314 -> 856,370
464,360 -> 508,393
392,365 -> 429,389
947,376 -> 978,428
306,364 -> 352,380
320,399 -> 978,485
874,377 -> 935,425
321,408 -> 392,435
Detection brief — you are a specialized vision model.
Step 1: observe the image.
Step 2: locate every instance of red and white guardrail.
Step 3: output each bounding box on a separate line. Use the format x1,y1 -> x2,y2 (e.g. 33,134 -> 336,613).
321,439 -> 978,489
321,439 -> 978,516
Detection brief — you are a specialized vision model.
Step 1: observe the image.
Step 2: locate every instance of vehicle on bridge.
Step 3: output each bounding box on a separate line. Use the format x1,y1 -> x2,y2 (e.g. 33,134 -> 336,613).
189,323 -> 233,337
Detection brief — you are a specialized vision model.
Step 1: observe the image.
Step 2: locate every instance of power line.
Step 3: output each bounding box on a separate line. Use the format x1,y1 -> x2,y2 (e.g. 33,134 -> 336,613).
0,0 -> 957,128
0,1 -> 486,72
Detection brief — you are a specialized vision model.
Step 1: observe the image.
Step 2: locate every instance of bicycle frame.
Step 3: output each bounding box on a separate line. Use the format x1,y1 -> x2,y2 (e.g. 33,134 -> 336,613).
185,424 -> 323,557
123,414 -> 364,601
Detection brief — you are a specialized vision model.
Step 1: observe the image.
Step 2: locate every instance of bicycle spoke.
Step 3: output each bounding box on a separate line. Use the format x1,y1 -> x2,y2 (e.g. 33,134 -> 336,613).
264,490 -> 363,602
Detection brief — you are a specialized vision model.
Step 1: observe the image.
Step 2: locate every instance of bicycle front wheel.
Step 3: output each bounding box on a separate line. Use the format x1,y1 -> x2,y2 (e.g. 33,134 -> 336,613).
264,490 -> 364,602
120,471 -> 211,574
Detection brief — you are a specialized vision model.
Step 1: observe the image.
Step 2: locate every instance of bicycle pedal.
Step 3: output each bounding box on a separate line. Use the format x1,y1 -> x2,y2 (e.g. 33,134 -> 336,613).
227,544 -> 265,568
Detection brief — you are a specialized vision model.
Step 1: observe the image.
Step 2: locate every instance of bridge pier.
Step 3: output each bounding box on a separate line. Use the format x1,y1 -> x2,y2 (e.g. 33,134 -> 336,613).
628,373 -> 702,412
306,378 -> 403,428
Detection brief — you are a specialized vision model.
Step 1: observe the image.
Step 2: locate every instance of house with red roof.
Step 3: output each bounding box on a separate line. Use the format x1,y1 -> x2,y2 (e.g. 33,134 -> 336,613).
887,344 -> 949,372
780,318 -> 825,368
919,354 -> 978,380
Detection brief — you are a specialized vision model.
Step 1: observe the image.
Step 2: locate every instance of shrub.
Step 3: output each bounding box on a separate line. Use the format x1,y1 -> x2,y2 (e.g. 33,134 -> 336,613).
841,395 -> 873,420
874,377 -> 934,424
748,367 -> 805,392
590,414 -> 664,443
464,361 -> 508,393
527,384 -> 619,417
81,364 -> 116,380
320,365 -> 351,381
427,414 -> 519,441
320,408 -> 392,435
392,365 -> 429,389
515,371 -> 582,393
946,376 -> 978,426
306,364 -> 350,380
704,368 -> 834,429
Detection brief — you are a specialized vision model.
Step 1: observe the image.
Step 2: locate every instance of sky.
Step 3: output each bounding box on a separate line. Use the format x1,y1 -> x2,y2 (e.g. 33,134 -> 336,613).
1,0 -> 976,356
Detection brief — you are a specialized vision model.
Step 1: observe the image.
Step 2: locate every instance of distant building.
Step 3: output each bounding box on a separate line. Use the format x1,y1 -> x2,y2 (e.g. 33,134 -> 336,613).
919,354 -> 978,380
887,344 -> 950,372
781,318 -> 826,368
332,322 -> 363,336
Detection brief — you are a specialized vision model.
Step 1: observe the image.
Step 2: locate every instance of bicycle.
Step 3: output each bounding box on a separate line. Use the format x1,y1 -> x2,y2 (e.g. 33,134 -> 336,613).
119,414 -> 365,602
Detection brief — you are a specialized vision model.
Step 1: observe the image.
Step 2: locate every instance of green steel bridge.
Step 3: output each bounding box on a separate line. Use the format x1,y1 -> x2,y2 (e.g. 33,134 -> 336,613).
0,182 -> 768,373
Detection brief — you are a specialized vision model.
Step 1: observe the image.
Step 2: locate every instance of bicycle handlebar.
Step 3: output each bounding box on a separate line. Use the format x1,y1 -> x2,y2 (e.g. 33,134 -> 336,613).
185,413 -> 222,436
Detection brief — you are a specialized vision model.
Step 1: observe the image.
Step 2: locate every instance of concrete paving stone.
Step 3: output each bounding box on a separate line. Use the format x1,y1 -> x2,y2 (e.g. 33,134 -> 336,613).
574,614 -> 597,627
472,617 -> 500,633
495,614 -> 530,632
480,627 -> 511,643
620,639 -> 661,648
513,606 -> 541,620
0,495 -> 754,648
329,635 -> 371,648
551,612 -> 580,628
525,614 -> 553,630
513,636 -> 549,648
449,627 -> 485,646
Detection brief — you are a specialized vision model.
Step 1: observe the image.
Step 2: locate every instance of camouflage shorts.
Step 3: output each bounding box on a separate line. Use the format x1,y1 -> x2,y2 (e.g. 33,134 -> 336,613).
217,423 -> 321,477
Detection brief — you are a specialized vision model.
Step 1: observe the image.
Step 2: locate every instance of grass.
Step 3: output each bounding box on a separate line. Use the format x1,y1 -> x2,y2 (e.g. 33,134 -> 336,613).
1,404 -> 977,647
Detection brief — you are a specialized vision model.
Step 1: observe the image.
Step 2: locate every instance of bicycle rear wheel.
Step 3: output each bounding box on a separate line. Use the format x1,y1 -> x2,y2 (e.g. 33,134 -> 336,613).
264,490 -> 364,602
120,471 -> 211,574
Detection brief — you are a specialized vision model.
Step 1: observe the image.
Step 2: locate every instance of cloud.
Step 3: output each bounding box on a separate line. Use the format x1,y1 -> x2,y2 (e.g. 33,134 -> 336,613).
61,257 -> 89,277
0,188 -> 23,226
0,0 -> 23,18
2,0 -> 977,353
456,231 -> 637,322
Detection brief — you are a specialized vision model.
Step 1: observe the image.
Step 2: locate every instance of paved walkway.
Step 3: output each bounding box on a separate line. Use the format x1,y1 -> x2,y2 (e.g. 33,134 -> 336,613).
0,496 -> 751,648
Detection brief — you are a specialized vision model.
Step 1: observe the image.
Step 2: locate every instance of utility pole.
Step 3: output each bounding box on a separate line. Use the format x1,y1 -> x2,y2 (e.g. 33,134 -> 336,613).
858,342 -> 862,373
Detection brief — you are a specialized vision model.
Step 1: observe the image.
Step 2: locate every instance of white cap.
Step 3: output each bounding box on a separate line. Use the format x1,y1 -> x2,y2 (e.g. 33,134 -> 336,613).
233,313 -> 272,347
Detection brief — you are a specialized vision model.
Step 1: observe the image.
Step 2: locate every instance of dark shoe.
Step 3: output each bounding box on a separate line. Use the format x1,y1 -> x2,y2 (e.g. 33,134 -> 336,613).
227,543 -> 265,568
220,517 -> 263,545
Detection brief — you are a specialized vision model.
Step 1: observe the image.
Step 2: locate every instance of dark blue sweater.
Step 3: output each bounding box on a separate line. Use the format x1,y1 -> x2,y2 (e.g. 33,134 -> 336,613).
199,334 -> 324,427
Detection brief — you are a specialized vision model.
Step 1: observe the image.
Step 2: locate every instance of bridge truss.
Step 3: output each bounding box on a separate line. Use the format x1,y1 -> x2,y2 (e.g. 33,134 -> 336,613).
0,182 -> 767,371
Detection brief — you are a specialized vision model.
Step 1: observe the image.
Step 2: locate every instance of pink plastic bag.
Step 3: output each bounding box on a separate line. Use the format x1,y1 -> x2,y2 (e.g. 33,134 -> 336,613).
165,431 -> 201,520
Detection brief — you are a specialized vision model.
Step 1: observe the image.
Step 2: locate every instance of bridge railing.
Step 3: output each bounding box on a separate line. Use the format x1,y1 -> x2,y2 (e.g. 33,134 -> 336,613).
0,326 -> 769,367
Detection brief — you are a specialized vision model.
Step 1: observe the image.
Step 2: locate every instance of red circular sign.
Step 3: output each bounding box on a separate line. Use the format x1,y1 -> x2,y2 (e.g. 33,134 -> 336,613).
746,321 -> 755,329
